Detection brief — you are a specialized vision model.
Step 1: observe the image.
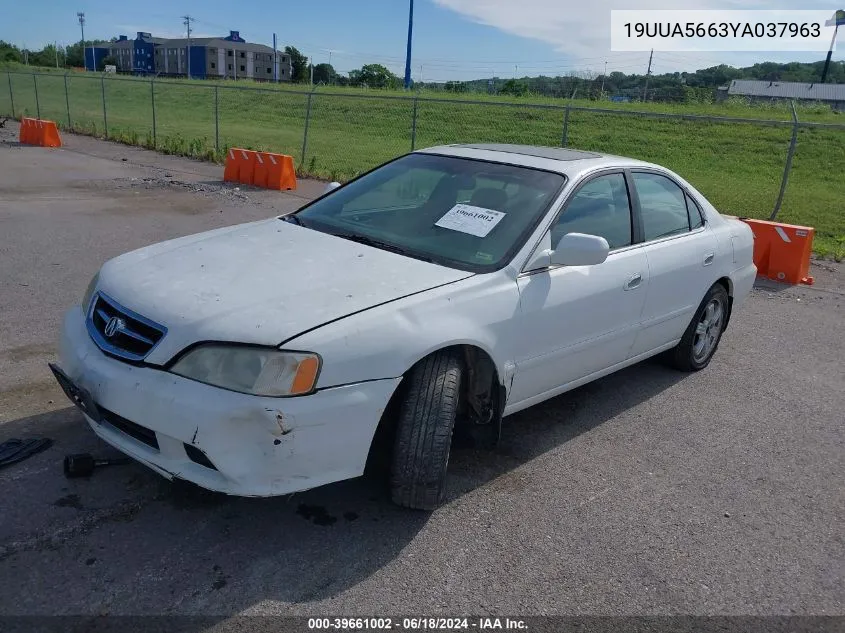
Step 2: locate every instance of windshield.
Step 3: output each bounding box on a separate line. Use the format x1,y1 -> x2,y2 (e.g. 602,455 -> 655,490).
293,153 -> 566,272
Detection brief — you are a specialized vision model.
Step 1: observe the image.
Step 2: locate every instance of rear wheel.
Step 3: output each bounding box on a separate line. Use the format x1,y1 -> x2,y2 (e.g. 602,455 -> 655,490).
669,284 -> 729,372
390,350 -> 462,510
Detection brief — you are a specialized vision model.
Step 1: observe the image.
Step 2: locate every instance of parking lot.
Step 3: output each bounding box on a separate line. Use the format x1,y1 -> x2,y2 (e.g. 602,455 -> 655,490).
0,123 -> 843,618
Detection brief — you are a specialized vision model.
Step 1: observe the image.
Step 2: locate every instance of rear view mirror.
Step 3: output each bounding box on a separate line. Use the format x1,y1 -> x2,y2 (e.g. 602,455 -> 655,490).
550,233 -> 610,266
324,182 -> 341,194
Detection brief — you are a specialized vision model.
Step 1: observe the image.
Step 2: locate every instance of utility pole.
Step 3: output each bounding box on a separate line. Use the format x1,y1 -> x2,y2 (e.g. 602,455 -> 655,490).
310,55 -> 314,85
404,0 -> 414,89
182,15 -> 194,78
642,48 -> 653,101
600,60 -> 607,97
55,41 -> 60,68
77,12 -> 85,69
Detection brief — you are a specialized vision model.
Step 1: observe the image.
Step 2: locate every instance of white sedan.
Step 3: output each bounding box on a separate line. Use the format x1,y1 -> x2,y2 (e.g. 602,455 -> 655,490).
52,144 -> 756,509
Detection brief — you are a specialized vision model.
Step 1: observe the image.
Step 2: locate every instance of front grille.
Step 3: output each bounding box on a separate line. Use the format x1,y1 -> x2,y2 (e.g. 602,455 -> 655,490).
86,292 -> 166,361
98,406 -> 160,450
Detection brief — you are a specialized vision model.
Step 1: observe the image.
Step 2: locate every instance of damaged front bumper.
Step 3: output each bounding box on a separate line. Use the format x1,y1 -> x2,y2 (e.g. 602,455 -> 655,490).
56,306 -> 402,496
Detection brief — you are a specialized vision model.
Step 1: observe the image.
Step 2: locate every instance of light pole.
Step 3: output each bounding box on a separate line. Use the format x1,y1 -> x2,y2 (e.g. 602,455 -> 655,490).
77,12 -> 86,69
404,0 -> 414,90
821,10 -> 844,82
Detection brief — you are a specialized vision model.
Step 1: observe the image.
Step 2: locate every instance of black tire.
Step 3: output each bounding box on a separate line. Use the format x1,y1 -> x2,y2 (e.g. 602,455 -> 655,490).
390,349 -> 463,510
669,284 -> 729,372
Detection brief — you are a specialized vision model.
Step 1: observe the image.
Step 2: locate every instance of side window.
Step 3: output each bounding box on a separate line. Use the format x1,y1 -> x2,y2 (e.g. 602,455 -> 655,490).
686,193 -> 704,229
553,173 -> 632,249
633,172 -> 690,241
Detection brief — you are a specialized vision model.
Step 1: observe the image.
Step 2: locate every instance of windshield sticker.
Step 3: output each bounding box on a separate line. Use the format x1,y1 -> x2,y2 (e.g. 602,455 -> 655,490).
475,251 -> 494,262
435,204 -> 506,238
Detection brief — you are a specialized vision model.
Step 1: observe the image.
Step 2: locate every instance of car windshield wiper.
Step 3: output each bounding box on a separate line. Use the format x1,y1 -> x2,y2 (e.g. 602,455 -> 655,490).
332,232 -> 436,263
281,214 -> 306,226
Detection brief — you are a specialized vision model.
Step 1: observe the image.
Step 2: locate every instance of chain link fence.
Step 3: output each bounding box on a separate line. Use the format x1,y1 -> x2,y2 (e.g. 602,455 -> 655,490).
2,70 -> 844,255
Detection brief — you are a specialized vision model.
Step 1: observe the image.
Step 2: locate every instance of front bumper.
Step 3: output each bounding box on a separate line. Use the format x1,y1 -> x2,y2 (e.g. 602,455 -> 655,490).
57,306 -> 402,496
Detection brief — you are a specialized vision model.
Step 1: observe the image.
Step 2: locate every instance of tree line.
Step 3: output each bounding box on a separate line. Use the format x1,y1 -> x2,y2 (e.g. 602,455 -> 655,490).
285,46 -> 401,88
0,39 -> 105,69
3,39 -> 844,100
436,60 -> 845,102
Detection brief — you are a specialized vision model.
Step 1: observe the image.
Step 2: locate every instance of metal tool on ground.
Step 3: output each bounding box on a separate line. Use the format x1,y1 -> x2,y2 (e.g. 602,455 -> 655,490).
63,453 -> 131,478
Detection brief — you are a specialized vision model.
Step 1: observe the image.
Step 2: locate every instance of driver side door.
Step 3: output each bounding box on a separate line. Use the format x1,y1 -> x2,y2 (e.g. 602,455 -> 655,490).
508,171 -> 649,408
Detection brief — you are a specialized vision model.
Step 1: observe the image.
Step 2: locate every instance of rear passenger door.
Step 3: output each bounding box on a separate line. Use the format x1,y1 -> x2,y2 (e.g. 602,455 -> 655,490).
627,170 -> 719,357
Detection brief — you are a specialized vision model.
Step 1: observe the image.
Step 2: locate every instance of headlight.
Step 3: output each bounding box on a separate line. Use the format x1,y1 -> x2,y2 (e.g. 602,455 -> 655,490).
82,272 -> 100,311
170,345 -> 321,397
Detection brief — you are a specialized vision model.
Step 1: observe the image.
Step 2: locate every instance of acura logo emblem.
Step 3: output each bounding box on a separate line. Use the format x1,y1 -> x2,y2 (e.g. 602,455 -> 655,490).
104,316 -> 126,338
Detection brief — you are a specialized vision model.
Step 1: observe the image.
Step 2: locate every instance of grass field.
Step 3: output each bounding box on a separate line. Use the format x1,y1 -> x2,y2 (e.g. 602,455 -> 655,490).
2,67 -> 843,258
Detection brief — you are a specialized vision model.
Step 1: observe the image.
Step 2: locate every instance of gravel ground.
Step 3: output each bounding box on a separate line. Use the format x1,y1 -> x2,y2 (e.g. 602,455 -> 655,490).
0,123 -> 842,621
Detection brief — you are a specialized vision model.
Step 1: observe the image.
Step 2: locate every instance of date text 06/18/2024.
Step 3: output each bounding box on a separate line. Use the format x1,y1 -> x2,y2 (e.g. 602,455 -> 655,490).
306,617 -> 528,630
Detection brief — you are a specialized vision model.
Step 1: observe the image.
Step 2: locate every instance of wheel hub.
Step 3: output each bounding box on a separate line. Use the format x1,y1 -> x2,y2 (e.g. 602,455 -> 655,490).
693,298 -> 723,362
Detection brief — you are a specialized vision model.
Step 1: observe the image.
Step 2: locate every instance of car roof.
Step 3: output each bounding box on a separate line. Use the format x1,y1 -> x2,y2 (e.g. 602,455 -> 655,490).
416,143 -> 658,176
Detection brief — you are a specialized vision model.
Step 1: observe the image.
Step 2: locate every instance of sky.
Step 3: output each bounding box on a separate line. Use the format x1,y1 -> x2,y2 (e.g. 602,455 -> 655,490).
5,0 -> 844,81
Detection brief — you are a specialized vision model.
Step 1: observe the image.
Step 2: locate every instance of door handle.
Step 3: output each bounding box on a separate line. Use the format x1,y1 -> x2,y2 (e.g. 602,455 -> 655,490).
624,273 -> 642,291
703,253 -> 715,266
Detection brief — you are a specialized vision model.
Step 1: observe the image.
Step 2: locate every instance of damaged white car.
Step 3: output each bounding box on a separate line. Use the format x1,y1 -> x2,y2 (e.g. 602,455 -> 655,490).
51,144 -> 756,509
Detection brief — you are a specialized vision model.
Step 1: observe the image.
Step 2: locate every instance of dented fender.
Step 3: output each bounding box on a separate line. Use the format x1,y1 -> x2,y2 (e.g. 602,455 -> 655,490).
285,273 -> 522,393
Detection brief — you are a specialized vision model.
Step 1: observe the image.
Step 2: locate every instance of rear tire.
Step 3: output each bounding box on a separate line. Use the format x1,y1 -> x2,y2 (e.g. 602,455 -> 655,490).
390,350 -> 463,510
669,284 -> 729,372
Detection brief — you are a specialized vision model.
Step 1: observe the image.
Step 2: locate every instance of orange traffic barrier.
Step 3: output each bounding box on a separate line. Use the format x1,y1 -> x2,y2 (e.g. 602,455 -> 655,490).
223,148 -> 256,184
253,152 -> 269,188
40,120 -> 62,147
19,117 -> 62,147
19,118 -> 35,145
223,148 -> 241,183
223,148 -> 296,190
741,218 -> 814,285
263,153 -> 297,191
237,149 -> 256,186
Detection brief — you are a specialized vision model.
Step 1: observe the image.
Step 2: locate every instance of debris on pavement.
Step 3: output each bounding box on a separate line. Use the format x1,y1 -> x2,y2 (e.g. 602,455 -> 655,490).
0,438 -> 53,469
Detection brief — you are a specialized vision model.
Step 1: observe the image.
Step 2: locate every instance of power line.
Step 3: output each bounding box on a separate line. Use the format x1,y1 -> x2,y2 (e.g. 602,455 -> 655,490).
314,49 -> 646,74
282,40 -> 637,67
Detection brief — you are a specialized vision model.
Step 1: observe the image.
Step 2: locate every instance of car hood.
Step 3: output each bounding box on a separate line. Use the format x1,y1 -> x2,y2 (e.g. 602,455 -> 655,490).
97,218 -> 473,365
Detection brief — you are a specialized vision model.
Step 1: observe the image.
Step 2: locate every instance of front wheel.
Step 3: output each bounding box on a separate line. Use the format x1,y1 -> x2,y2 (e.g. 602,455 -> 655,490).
668,284 -> 729,372
390,350 -> 463,510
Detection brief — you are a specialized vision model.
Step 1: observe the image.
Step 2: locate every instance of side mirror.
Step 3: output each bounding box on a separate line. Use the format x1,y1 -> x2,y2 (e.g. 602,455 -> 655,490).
550,233 -> 610,266
324,181 -> 341,194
